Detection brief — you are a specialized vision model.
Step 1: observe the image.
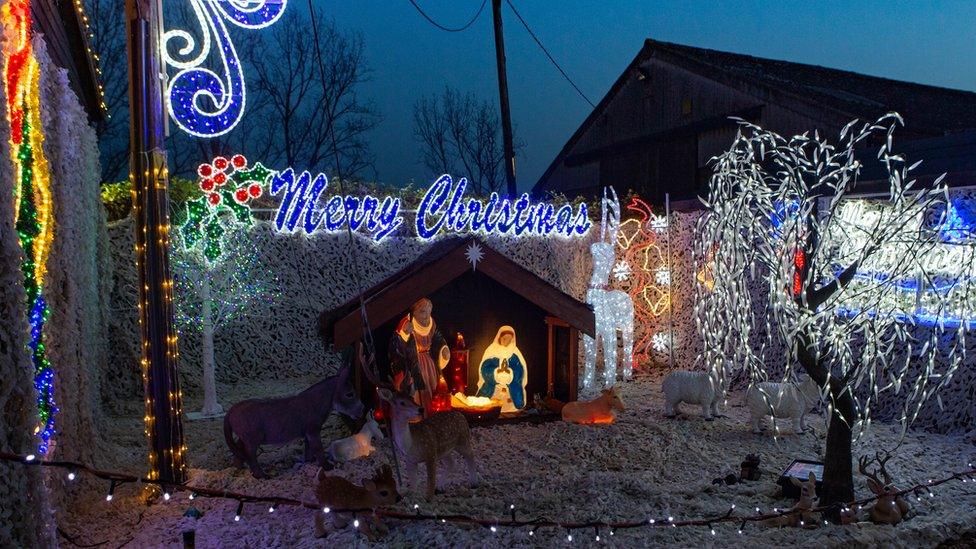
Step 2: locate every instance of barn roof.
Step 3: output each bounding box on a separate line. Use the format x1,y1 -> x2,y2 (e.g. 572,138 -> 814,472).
327,237 -> 595,348
534,39 -> 976,195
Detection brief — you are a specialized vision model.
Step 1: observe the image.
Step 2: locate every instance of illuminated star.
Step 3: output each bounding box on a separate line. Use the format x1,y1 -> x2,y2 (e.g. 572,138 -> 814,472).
613,261 -> 632,281
465,241 -> 484,271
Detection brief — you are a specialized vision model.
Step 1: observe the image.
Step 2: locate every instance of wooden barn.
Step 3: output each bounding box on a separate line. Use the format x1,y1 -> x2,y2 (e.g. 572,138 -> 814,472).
324,238 -> 595,408
534,39 -> 976,203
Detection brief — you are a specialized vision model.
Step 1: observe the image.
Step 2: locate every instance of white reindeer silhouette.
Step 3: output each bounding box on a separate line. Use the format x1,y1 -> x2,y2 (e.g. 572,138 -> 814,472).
583,188 -> 635,389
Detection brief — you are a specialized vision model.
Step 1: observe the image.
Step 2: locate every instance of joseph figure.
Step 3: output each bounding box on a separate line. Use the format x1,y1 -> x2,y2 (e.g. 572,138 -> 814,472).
389,298 -> 450,415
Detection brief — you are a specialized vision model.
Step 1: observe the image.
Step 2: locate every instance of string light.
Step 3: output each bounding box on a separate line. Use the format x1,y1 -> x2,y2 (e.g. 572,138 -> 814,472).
4,450 -> 975,539
3,0 -> 57,455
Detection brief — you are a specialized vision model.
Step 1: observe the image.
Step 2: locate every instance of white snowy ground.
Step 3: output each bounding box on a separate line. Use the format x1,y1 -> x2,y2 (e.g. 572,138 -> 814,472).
64,374 -> 976,548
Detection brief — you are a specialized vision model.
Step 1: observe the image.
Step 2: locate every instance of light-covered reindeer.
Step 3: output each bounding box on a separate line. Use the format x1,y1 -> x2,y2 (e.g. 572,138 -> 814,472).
583,187 -> 635,389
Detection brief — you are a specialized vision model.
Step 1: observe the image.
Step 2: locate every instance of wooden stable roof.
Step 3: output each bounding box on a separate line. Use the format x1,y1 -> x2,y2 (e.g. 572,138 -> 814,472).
329,238 -> 595,348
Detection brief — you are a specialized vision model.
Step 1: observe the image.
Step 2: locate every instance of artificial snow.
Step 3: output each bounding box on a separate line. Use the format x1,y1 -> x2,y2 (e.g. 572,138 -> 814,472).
62,375 -> 976,547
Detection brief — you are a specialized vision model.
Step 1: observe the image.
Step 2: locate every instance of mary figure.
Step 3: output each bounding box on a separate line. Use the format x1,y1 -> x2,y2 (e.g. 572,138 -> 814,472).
476,326 -> 527,413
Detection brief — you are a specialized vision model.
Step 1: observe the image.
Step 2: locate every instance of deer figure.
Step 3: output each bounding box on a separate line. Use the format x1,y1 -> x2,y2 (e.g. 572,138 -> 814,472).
583,187 -> 635,389
377,388 -> 478,499
763,471 -> 818,527
859,451 -> 910,525
313,464 -> 400,540
561,386 -> 625,424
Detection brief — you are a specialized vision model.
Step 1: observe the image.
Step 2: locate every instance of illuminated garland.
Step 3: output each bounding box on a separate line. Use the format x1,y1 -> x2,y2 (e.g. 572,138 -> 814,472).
1,451 -> 974,542
4,0 -> 57,454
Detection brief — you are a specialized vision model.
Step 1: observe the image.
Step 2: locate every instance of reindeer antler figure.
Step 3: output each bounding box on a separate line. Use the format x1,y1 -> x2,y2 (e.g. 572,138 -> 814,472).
858,451 -> 910,525
583,187 -> 636,389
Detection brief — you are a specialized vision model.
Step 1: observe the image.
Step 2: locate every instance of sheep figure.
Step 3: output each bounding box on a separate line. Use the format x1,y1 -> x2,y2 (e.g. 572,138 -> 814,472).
661,370 -> 725,420
326,412 -> 384,462
746,376 -> 820,434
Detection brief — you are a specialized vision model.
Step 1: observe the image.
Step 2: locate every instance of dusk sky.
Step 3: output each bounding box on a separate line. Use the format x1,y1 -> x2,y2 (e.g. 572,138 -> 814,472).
312,0 -> 976,192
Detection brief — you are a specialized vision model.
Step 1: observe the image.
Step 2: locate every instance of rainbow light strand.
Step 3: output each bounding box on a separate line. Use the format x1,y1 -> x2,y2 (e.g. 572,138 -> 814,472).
4,0 -> 57,454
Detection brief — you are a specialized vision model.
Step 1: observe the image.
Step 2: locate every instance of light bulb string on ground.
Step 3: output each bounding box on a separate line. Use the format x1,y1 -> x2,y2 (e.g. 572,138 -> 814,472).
2,451 -> 973,533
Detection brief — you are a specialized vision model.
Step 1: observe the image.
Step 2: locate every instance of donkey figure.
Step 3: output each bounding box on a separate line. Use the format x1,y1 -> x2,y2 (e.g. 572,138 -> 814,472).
583,187 -> 635,389
224,361 -> 364,478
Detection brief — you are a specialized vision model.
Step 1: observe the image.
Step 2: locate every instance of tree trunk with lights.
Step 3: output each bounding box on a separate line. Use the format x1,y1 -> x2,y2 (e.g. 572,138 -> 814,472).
796,211 -> 861,512
200,276 -> 222,416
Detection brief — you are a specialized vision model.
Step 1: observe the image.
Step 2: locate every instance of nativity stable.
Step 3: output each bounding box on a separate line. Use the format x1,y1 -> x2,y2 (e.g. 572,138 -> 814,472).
324,237 -> 595,414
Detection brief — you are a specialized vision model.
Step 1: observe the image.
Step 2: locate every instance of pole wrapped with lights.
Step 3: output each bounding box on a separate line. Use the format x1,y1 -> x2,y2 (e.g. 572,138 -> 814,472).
3,0 -> 58,455
125,0 -> 187,488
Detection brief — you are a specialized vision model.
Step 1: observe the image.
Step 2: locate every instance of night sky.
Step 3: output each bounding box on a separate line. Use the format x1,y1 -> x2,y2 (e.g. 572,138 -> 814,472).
302,1 -> 976,191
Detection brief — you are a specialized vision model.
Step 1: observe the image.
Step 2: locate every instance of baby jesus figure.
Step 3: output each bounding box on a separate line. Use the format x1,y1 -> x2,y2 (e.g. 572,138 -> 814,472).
476,326 -> 527,413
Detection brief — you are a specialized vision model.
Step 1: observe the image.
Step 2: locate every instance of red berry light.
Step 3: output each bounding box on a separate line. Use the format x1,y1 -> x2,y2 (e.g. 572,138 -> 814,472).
234,188 -> 250,204
198,163 -> 213,177
214,172 -> 227,185
208,192 -> 222,206
213,156 -> 229,170
232,154 -> 247,168
200,178 -> 215,192
248,184 -> 262,198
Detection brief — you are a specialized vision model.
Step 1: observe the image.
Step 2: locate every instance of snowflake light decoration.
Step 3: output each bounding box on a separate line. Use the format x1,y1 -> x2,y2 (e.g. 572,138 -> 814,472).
612,261 -> 632,281
465,241 -> 484,271
655,266 -> 671,286
649,214 -> 668,233
651,332 -> 669,352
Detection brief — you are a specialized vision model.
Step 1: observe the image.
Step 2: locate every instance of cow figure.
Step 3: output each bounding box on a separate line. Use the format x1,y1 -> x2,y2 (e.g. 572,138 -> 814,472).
223,362 -> 364,478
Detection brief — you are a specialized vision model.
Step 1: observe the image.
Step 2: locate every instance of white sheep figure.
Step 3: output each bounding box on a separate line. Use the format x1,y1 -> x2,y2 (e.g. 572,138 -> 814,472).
745,376 -> 820,434
662,370 -> 725,420
326,413 -> 384,462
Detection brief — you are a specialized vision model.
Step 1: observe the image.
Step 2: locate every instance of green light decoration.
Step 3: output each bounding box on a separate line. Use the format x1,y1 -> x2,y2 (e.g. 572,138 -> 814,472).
182,155 -> 272,264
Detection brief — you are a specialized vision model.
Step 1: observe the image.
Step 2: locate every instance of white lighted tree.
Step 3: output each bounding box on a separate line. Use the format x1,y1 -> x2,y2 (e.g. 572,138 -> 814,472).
173,224 -> 279,416
697,113 -> 969,510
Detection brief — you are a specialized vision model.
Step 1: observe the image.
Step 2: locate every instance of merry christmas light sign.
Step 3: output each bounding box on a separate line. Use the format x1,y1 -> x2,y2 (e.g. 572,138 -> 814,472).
270,171 -> 590,241
197,157 -> 592,241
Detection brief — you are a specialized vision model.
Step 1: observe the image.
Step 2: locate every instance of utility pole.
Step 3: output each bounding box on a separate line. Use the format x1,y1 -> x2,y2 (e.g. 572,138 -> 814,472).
125,0 -> 187,489
491,0 -> 517,197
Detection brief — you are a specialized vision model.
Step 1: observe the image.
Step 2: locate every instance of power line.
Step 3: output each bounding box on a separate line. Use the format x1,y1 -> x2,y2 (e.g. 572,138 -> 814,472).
504,0 -> 596,109
408,0 -> 488,33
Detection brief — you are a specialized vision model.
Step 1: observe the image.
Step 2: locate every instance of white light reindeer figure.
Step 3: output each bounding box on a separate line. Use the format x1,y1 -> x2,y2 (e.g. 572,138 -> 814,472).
583,188 -> 635,389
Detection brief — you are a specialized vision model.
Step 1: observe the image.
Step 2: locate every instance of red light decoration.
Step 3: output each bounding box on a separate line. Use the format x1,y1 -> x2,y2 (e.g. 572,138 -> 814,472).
446,333 -> 469,395
793,248 -> 805,297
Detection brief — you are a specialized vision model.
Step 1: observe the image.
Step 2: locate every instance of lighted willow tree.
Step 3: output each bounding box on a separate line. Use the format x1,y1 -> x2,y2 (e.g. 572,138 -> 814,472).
697,113 -> 970,510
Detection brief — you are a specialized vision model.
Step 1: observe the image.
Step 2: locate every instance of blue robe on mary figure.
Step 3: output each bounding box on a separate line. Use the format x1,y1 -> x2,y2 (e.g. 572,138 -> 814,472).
475,326 -> 528,413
